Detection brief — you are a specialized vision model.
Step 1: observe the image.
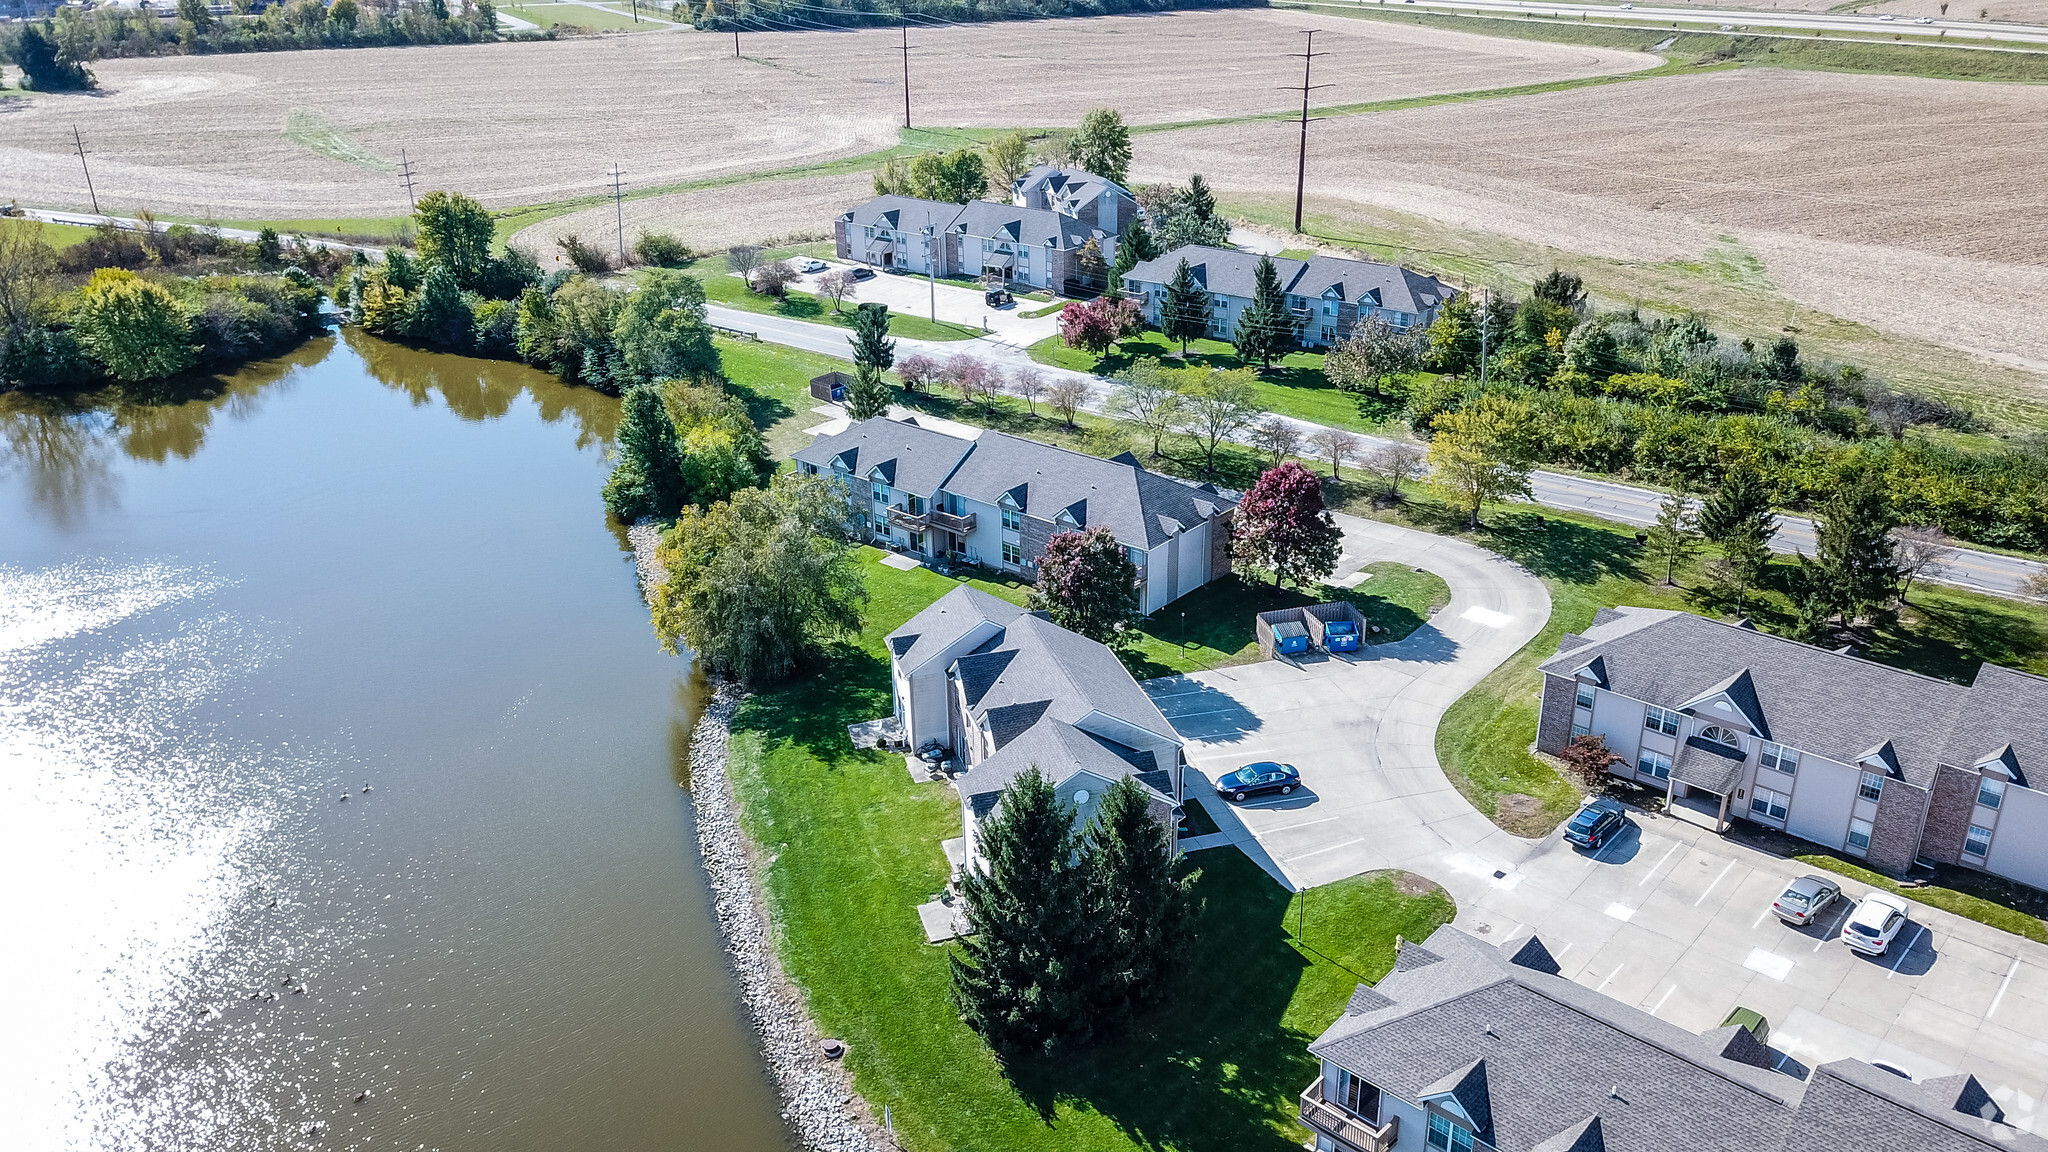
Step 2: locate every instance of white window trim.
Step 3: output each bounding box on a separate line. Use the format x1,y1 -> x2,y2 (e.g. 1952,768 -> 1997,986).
1964,824 -> 1994,858
1859,772 -> 1885,803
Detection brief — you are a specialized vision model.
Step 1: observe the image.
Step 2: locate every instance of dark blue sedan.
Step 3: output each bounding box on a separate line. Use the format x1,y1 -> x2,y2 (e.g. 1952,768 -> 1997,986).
1217,761 -> 1301,802
1563,799 -> 1627,850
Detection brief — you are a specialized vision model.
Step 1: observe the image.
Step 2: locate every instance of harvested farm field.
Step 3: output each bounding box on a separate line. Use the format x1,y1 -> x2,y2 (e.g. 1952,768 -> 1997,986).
1136,66 -> 2048,377
0,11 -> 1654,220
514,172 -> 867,267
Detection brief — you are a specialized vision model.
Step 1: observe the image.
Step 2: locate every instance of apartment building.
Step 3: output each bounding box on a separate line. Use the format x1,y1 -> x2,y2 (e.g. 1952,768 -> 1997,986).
1120,245 -> 1457,348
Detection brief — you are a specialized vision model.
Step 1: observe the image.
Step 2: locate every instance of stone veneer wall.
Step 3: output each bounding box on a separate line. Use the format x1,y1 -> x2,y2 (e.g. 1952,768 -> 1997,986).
1211,510 -> 1234,579
1018,514 -> 1054,575
1865,780 -> 1931,876
1536,673 -> 1578,756
1919,763 -> 1980,867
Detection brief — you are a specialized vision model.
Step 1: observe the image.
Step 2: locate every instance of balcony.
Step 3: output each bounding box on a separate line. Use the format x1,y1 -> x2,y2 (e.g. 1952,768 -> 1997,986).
1300,1078 -> 1398,1152
887,505 -> 977,535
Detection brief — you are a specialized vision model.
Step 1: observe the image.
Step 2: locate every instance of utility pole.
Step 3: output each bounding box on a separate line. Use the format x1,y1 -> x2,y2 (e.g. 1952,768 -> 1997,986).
734,25 -> 740,57
898,19 -> 914,130
1478,285 -> 1490,392
71,125 -> 100,216
607,163 -> 627,263
1283,30 -> 1329,234
397,148 -> 419,211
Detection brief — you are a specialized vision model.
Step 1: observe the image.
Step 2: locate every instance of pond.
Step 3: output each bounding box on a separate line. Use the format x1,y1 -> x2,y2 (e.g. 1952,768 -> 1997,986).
0,333 -> 793,1152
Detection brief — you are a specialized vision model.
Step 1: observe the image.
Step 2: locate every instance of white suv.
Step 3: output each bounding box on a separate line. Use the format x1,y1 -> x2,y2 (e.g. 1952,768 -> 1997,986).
1840,891 -> 1910,955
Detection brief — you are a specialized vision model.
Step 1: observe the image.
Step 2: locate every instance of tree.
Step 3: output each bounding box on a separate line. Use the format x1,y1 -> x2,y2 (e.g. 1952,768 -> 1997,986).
842,369 -> 892,421
850,301 -> 896,379
1008,365 -> 1047,416
651,472 -> 868,686
949,767 -> 1093,1055
1046,376 -> 1091,428
1532,269 -> 1588,314
943,353 -> 994,409
1710,519 -> 1773,610
1696,466 -> 1772,543
613,270 -> 720,385
1427,394 -> 1537,526
750,260 -> 798,297
1105,360 -> 1183,458
73,269 -> 194,382
12,23 -> 93,91
895,351 -> 942,395
1159,257 -> 1211,355
1184,173 -> 1216,226
1307,426 -> 1361,481
1248,415 -> 1300,465
1113,220 -> 1159,289
410,263 -> 473,349
0,220 -> 58,353
1069,108 -> 1132,186
887,149 -> 988,203
1083,775 -> 1199,1018
1365,441 -> 1424,502
255,227 -> 283,268
1645,488 -> 1700,587
1177,367 -> 1260,477
632,231 -> 692,268
329,0 -> 359,28
1556,734 -> 1623,789
985,130 -> 1032,197
1057,295 -> 1137,356
604,383 -> 689,521
1891,525 -> 1955,604
1233,255 -> 1296,369
177,0 -> 214,31
726,244 -> 764,287
413,190 -> 495,290
1325,316 -> 1422,398
1234,461 -> 1342,589
1031,525 -> 1139,646
815,268 -> 858,312
1076,238 -> 1110,292
1798,471 -> 1902,628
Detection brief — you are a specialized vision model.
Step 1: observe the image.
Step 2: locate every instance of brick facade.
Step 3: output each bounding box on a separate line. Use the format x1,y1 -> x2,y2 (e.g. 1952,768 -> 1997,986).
1018,515 -> 1055,575
1919,763 -> 1980,867
1865,781 -> 1930,876
1536,673 -> 1578,756
1211,509 -> 1234,579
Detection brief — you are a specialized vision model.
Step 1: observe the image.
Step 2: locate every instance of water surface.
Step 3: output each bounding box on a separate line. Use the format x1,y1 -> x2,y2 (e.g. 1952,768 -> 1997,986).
0,333 -> 793,1152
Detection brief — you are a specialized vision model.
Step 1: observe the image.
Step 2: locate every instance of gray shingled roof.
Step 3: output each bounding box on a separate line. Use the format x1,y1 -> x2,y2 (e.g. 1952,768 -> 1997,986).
1672,735 -> 1748,795
1122,244 -> 1455,315
956,715 -> 1172,818
955,613 -> 1178,747
838,193 -> 1101,252
1784,1062 -> 2047,1152
792,416 -> 976,499
1012,164 -> 1133,216
885,585 -> 1028,674
1537,608 -> 1990,788
939,430 -> 1236,549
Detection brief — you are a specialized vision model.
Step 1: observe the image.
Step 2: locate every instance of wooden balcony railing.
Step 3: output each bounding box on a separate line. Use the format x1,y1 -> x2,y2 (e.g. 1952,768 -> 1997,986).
1299,1077 -> 1399,1152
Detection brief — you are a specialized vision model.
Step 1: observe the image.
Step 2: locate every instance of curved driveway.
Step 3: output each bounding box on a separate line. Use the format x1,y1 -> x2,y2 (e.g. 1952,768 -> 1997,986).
1144,512 -> 1550,893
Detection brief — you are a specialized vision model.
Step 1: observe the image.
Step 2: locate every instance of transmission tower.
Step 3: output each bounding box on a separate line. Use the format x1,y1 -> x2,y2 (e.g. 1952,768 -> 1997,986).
397,149 -> 420,210
1282,30 -> 1329,234
71,125 -> 101,216
607,163 -> 628,262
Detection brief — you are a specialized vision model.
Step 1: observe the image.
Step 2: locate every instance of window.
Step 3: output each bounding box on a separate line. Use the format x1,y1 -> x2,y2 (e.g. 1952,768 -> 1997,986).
1001,506 -> 1021,532
1575,682 -> 1596,710
1698,725 -> 1743,750
1965,824 -> 1993,858
1638,750 -> 1672,780
871,487 -> 887,505
1427,1114 -> 1475,1152
1859,772 -> 1885,802
1571,724 -> 1590,740
1339,1072 -> 1381,1123
1750,788 -> 1790,822
1002,541 -> 1022,567
1847,818 -> 1874,853
1644,706 -> 1679,737
1979,777 -> 2007,810
1761,742 -> 1799,776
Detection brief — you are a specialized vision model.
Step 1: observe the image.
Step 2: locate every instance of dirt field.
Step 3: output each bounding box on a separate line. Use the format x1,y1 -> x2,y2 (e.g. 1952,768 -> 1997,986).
515,171 -> 867,267
0,11 -> 1652,220
1639,0 -> 2048,20
1137,66 -> 2048,374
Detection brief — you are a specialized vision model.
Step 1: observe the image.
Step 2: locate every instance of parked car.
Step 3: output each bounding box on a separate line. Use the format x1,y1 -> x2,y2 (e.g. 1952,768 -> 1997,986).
797,258 -> 828,273
1840,891 -> 1910,955
1323,619 -> 1361,653
1217,762 -> 1300,802
984,287 -> 1014,308
1770,875 -> 1843,925
1563,798 -> 1627,850
849,266 -> 876,281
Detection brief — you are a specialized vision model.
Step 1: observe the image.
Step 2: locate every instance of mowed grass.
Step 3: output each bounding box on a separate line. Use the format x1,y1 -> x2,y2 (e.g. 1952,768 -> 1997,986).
724,548 -> 1456,1152
701,270 -> 981,342
1121,565 -> 1450,680
500,2 -> 652,30
1789,853 -> 2048,944
1,217 -> 98,250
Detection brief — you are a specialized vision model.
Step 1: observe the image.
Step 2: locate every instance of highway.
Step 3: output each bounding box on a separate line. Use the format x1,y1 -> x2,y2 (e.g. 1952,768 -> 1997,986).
708,305 -> 2048,601
1297,0 -> 2048,46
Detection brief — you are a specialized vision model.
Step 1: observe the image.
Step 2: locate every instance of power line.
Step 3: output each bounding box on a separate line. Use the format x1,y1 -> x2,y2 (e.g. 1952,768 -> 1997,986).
607,162 -> 628,262
1283,29 -> 1330,234
70,124 -> 100,216
397,148 -> 420,211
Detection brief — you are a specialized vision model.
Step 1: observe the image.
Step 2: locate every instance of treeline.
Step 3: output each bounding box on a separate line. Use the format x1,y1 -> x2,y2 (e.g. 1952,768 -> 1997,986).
692,0 -> 1254,32
0,0 -> 510,80
1323,272 -> 2048,553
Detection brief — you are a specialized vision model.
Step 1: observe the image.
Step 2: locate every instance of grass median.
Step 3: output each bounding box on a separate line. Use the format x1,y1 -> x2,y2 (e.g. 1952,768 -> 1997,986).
702,269 -> 981,341
722,548 -> 1455,1152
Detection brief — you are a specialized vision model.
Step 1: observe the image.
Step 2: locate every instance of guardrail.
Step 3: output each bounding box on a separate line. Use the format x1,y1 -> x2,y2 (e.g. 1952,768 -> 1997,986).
712,324 -> 761,342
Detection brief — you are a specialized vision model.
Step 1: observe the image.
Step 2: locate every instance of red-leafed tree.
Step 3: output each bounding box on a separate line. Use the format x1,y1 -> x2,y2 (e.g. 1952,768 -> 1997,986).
1233,461 -> 1342,590
1058,295 -> 1140,357
1029,525 -> 1140,647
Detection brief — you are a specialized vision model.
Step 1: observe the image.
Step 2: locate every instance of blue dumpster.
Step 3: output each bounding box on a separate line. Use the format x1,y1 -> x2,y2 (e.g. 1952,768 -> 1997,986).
1323,619 -> 1361,653
1272,619 -> 1310,656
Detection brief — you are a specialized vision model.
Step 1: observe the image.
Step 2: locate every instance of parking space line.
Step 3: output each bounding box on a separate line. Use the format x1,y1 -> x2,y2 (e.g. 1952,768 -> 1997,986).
1262,814 -> 1342,834
1638,841 -> 1682,887
1292,837 -> 1364,860
1988,956 -> 2021,1019
1591,832 -> 1630,865
1887,925 -> 1929,979
1596,964 -> 1625,993
1693,860 -> 1738,907
1647,985 -> 1676,1016
1753,904 -> 1774,929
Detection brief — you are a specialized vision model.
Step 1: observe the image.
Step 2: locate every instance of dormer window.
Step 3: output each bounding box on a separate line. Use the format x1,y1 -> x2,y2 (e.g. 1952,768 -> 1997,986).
1698,726 -> 1742,751
1426,1114 -> 1476,1152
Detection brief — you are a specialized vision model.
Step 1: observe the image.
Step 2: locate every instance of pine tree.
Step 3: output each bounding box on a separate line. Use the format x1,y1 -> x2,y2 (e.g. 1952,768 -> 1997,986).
950,768 -> 1094,1054
842,370 -> 891,421
1804,471 -> 1902,626
1234,461 -> 1343,589
1697,467 -> 1773,543
1714,520 -> 1773,610
1083,776 -> 1199,1019
1233,255 -> 1296,369
850,301 -> 896,379
1159,257 -> 1210,355
1644,488 -> 1700,587
605,383 -> 688,521
1184,173 -> 1216,225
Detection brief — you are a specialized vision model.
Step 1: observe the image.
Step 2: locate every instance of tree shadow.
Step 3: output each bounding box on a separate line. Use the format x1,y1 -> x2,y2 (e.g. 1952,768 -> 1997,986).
1476,510 -> 1646,587
733,637 -> 895,756
723,375 -> 796,438
1867,596 -> 2048,684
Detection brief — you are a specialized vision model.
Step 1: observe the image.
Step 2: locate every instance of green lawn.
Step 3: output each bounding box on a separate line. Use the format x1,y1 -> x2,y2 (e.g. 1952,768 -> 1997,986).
724,548 -> 1455,1152
701,271 -> 981,341
1,217 -> 98,250
501,2 -> 653,29
1789,853 -> 2048,944
1120,565 -> 1451,680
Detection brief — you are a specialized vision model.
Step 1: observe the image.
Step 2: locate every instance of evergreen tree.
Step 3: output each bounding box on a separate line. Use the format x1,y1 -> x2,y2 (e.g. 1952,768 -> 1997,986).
1531,268 -> 1587,313
850,301 -> 895,379
1713,520 -> 1773,611
950,768 -> 1094,1055
1184,173 -> 1216,226
1030,525 -> 1139,647
1644,488 -> 1700,587
605,383 -> 689,521
1083,776 -> 1199,1019
1159,257 -> 1210,355
843,370 -> 891,421
409,263 -> 473,349
1233,461 -> 1342,589
12,23 -> 94,91
1232,255 -> 1296,369
1802,471 -> 1902,626
1696,466 -> 1774,544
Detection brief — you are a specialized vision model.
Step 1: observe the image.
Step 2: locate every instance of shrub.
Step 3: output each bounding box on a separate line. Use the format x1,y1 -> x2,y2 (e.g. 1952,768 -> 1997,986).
632,231 -> 692,268
1556,734 -> 1624,789
71,269 -> 196,382
555,233 -> 614,274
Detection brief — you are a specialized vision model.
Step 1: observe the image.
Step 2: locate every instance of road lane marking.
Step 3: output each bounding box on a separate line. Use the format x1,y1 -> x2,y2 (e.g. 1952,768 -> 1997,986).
1638,841 -> 1682,887
1693,860 -> 1738,907
1596,964 -> 1625,993
1887,925 -> 1929,979
1988,956 -> 2021,1019
1744,948 -> 1794,981
1292,837 -> 1365,860
1648,985 -> 1676,1016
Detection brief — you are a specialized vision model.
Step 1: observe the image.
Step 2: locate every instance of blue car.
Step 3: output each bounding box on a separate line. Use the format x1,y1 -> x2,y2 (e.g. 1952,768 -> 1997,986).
1217,761 -> 1301,802
1563,799 -> 1628,850
1323,619 -> 1361,652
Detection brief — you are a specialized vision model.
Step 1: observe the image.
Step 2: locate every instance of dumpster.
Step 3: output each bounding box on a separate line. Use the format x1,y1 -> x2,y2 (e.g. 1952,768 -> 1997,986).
1323,618 -> 1361,652
1272,619 -> 1310,656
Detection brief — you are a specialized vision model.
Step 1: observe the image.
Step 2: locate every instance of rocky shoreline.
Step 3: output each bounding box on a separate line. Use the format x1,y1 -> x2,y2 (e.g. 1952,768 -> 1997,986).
635,522 -> 887,1152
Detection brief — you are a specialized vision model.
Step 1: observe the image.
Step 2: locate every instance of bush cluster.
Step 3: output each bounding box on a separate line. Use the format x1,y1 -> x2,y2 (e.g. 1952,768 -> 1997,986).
0,0 -> 510,74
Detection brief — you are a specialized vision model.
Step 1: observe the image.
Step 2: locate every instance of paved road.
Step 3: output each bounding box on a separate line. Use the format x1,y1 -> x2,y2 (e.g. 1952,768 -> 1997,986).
710,305 -> 2048,600
1314,0 -> 2048,45
18,209 -> 390,255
